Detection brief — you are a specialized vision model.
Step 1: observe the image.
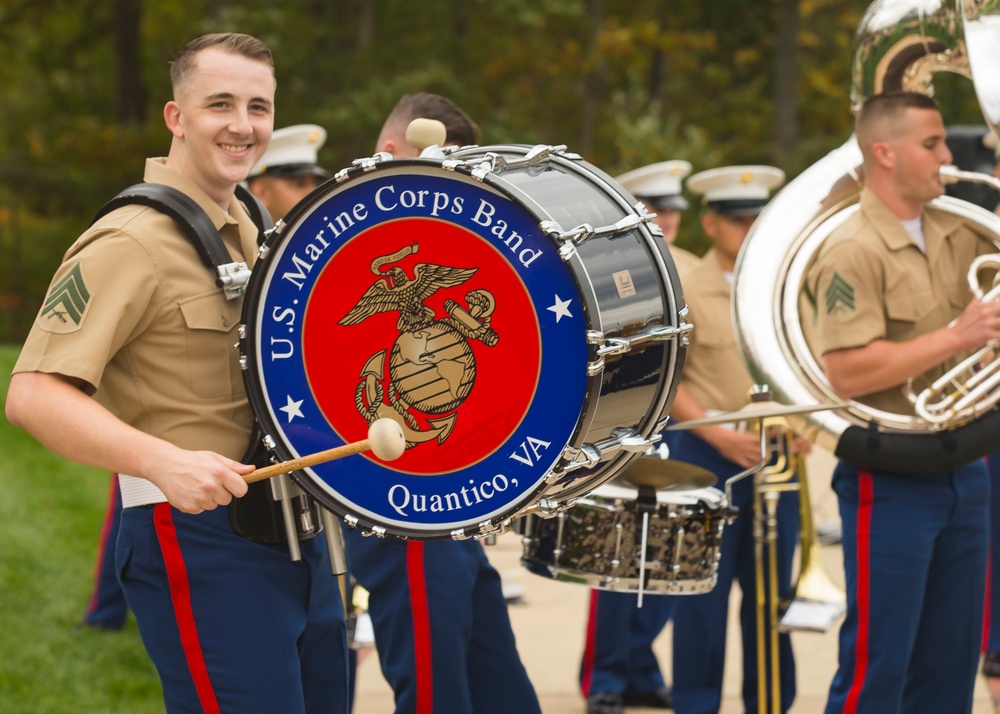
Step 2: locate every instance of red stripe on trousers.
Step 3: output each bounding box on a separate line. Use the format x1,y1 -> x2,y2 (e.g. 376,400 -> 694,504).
153,504 -> 221,714
984,454 -> 993,652
407,541 -> 433,714
580,590 -> 600,696
86,474 -> 119,616
844,470 -> 873,714
985,554 -> 992,652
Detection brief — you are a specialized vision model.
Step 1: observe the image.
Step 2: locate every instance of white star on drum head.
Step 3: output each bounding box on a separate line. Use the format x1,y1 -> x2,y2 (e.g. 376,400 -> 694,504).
547,294 -> 573,323
279,395 -> 305,422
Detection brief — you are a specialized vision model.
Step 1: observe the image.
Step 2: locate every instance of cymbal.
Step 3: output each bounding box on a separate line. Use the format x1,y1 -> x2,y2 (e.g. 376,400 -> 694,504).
620,456 -> 717,491
666,400 -> 845,430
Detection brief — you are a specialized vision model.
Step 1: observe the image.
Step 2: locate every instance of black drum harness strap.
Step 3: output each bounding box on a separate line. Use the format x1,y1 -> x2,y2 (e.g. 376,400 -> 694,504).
91,183 -> 329,559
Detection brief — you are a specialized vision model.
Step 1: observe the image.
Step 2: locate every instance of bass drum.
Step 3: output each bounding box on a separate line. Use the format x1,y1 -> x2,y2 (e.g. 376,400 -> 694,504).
239,144 -> 689,539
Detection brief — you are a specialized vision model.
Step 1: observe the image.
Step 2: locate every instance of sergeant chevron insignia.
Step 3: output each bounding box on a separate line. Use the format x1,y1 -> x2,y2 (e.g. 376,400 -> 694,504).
825,271 -> 855,314
38,263 -> 91,333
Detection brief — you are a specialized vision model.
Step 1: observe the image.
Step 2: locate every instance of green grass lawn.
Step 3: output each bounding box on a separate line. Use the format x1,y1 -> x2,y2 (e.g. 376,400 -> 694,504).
0,344 -> 163,713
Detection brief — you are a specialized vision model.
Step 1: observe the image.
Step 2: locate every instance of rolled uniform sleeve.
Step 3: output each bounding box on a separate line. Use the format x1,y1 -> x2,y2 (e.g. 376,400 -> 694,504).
15,229 -> 158,393
808,236 -> 885,357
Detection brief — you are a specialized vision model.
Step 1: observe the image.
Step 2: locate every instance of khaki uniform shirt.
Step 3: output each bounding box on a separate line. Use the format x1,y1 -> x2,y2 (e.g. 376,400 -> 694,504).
806,187 -> 996,415
669,244 -> 700,277
14,159 -> 262,460
679,248 -> 754,413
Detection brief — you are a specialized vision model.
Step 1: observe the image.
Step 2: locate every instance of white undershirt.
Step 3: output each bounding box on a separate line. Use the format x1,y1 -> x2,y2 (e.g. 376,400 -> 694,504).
901,216 -> 926,253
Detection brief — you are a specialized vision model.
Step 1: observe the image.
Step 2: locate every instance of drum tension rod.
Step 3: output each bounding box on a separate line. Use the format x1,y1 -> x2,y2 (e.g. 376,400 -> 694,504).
542,213 -> 653,259
555,427 -> 657,476
591,323 -> 695,359
448,144 -> 573,182
634,484 -> 658,607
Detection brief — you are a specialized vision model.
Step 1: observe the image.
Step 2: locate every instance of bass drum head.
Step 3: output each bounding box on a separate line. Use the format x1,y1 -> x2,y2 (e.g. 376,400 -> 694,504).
241,146 -> 685,539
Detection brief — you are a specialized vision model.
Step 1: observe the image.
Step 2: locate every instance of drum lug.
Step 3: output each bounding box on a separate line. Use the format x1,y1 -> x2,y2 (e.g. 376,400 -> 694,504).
336,152 -> 394,182
555,443 -> 603,474
533,497 -> 570,516
604,427 -> 657,454
342,515 -> 387,539
586,330 -> 606,375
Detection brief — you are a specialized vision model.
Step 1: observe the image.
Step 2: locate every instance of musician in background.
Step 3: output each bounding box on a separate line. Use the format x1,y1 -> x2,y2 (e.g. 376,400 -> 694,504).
667,164 -> 800,714
246,123 -> 331,220
616,160 -> 699,275
341,92 -> 541,714
808,91 -> 1000,713
79,123 -> 332,635
577,160 -> 694,714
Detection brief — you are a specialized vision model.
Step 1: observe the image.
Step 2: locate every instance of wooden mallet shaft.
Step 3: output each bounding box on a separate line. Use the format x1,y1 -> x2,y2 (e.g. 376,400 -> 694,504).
243,418 -> 406,484
245,440 -> 373,484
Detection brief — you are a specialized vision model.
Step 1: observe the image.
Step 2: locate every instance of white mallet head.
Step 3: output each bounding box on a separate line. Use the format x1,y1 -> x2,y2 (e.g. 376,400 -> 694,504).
405,118 -> 447,152
368,418 -> 406,461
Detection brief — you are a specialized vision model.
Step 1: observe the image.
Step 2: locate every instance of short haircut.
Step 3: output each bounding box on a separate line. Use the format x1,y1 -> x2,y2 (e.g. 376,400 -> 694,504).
855,90 -> 940,156
384,93 -> 481,147
170,33 -> 274,92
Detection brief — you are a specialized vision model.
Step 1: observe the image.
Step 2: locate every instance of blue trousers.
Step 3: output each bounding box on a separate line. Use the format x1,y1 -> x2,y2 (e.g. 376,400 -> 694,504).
669,432 -> 799,714
118,503 -> 349,714
343,529 -> 540,714
579,589 -> 675,697
987,451 -> 1000,654
824,459 -> 989,714
84,474 -> 129,629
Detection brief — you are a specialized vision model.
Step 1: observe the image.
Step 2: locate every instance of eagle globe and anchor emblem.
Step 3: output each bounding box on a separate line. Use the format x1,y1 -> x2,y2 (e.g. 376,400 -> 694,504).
339,243 -> 500,449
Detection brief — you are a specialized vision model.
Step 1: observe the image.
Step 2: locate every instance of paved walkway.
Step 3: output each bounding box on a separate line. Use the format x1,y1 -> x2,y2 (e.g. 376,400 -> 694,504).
353,449 -> 997,713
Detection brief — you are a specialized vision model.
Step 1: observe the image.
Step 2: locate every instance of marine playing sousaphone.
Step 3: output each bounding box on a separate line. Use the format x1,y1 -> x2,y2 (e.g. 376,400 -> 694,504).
733,0 -> 1000,472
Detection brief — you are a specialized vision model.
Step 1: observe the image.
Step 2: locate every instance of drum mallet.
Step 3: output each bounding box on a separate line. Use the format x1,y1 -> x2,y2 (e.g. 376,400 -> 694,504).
244,418 -> 406,484
405,118 -> 447,154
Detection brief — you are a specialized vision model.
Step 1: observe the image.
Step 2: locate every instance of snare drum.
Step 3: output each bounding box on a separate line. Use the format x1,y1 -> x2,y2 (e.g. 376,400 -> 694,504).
518,482 -> 729,594
239,144 -> 689,539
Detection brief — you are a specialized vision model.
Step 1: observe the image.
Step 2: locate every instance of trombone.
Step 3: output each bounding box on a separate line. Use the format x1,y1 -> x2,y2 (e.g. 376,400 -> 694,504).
749,414 -> 797,714
720,391 -> 845,714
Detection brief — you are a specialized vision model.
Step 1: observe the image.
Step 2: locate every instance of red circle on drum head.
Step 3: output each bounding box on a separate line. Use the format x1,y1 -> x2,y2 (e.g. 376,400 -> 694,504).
302,217 -> 541,474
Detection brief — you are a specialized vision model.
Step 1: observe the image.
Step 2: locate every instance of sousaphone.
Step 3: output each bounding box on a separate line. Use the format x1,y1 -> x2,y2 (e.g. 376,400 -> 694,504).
733,0 -> 1000,473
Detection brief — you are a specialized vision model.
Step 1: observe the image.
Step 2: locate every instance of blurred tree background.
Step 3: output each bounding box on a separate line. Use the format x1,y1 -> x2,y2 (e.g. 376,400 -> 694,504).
0,0 -> 989,343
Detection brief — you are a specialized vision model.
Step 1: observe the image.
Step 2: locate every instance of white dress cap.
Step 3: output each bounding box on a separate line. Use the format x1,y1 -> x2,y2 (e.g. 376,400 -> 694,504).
249,124 -> 330,179
686,165 -> 785,215
616,160 -> 693,211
